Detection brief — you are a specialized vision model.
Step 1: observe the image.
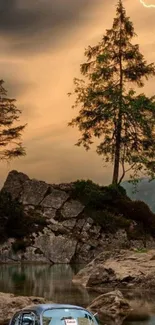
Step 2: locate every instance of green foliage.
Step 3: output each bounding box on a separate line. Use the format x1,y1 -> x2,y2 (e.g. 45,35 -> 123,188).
88,209 -> 131,233
0,80 -> 26,161
72,179 -> 104,207
134,248 -> 148,253
113,198 -> 155,237
72,179 -> 127,209
69,0 -> 155,184
106,183 -> 127,197
72,179 -> 131,232
72,179 -> 155,237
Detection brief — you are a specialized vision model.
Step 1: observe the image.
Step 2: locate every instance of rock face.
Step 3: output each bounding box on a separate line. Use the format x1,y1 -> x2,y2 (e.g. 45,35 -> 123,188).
73,249 -> 155,290
0,292 -> 49,325
32,233 -> 77,263
21,179 -> 49,206
88,290 -> 132,325
2,170 -> 29,200
1,170 -> 155,264
41,189 -> 69,209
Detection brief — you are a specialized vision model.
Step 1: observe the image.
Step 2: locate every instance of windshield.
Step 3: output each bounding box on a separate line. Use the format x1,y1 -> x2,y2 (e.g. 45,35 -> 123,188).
42,308 -> 98,325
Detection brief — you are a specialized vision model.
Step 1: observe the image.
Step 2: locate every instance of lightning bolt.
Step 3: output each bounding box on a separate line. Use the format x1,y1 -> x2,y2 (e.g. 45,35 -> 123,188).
140,0 -> 155,7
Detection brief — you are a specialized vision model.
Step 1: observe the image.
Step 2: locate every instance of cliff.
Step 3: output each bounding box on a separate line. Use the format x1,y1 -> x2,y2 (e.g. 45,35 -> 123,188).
0,170 -> 155,264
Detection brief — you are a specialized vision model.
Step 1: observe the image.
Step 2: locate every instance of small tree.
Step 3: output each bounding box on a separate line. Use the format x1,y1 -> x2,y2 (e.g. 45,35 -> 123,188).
68,0 -> 155,184
0,79 -> 26,160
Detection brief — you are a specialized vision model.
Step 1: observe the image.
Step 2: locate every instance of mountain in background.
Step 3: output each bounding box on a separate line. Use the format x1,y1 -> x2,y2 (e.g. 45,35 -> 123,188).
122,178 -> 155,212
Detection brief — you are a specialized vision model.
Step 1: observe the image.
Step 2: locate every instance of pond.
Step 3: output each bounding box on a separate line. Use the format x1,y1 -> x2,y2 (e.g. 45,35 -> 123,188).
0,264 -> 98,306
0,264 -> 155,325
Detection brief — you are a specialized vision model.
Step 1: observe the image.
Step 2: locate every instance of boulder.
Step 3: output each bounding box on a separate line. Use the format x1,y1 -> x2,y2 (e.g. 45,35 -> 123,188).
2,170 -> 29,200
88,290 -> 132,325
0,292 -> 50,325
73,249 -> 155,290
72,251 -> 113,287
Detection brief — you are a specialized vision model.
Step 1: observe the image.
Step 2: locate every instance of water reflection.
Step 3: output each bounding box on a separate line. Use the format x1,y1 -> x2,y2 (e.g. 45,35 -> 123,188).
1,264 -> 155,325
0,264 -> 97,306
122,290 -> 155,325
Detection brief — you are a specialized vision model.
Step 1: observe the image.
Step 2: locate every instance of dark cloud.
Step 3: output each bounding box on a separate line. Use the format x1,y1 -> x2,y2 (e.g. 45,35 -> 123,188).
0,0 -> 99,53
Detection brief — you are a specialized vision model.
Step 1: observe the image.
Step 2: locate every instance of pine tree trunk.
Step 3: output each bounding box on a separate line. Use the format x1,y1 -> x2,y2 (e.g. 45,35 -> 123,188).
112,95 -> 122,186
112,11 -> 123,185
112,120 -> 121,184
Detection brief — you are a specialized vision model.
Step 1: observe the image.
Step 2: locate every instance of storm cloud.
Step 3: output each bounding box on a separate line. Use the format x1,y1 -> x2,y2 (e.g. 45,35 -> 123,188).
0,0 -> 100,53
0,0 -> 155,186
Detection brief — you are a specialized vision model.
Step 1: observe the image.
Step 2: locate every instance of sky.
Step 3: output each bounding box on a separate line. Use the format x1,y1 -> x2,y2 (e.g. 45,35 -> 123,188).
0,0 -> 155,186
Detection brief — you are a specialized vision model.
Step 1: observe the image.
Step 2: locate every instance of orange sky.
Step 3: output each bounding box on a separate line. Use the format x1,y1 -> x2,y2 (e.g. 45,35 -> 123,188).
0,0 -> 155,186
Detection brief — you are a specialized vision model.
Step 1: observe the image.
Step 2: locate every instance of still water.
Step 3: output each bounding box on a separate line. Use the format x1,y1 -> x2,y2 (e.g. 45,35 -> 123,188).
1,264 -> 155,325
0,264 -> 98,306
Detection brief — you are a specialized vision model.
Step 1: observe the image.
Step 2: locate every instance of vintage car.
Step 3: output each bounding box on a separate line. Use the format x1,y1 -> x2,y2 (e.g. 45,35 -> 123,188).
9,304 -> 99,325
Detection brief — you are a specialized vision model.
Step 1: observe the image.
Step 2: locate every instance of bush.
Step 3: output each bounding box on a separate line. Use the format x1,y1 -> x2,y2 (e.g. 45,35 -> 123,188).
105,183 -> 127,197
72,180 -> 127,209
72,179 -> 155,237
113,198 -> 155,237
87,208 -> 131,233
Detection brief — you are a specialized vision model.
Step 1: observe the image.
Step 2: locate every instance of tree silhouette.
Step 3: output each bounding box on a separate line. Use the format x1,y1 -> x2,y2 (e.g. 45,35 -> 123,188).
0,80 -> 26,161
69,0 -> 155,184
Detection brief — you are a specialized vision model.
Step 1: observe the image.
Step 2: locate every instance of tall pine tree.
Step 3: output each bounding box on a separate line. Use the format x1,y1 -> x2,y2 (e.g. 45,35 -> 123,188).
69,0 -> 155,184
0,80 -> 26,161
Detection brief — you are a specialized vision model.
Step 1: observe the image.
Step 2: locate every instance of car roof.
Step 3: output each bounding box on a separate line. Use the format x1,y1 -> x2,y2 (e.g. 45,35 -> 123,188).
22,304 -> 87,315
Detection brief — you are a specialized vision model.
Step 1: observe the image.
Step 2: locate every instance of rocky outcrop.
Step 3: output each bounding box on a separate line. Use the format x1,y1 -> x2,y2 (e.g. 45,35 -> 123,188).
2,170 -> 29,200
0,292 -> 50,325
73,249 -> 155,290
1,170 -> 155,264
88,290 -> 132,325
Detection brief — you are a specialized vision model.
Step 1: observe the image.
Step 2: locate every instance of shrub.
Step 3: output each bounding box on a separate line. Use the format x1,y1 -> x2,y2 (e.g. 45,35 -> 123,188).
113,198 -> 155,237
86,208 -> 131,233
72,179 -> 155,237
105,183 -> 127,197
114,198 -> 154,223
72,180 -> 127,209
